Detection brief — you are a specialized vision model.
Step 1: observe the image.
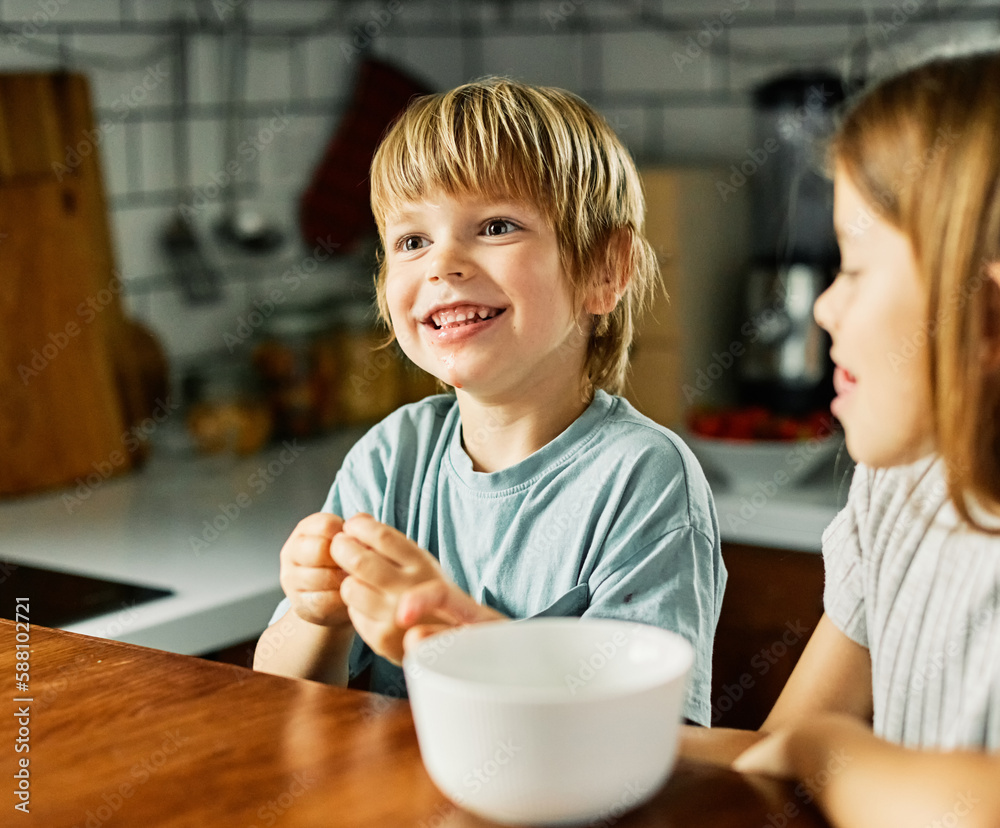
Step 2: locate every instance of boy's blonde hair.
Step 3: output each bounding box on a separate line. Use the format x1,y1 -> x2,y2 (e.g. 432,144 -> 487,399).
832,51 -> 1000,531
369,77 -> 660,396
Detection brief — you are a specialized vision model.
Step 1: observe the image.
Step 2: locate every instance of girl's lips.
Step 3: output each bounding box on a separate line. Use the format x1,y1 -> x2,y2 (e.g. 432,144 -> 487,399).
831,366 -> 857,415
833,366 -> 857,395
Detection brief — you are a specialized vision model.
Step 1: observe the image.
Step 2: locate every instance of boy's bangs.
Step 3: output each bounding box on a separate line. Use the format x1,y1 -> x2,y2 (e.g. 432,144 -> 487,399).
371,86 -> 560,227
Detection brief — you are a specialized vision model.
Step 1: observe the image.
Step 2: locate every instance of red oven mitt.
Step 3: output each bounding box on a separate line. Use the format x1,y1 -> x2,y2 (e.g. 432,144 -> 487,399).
299,57 -> 433,254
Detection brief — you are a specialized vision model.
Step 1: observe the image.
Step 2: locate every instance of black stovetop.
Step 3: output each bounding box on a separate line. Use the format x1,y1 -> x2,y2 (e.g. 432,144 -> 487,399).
0,561 -> 173,627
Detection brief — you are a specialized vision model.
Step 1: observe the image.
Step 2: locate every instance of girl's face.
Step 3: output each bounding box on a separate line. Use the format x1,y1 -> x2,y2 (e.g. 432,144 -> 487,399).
813,166 -> 936,467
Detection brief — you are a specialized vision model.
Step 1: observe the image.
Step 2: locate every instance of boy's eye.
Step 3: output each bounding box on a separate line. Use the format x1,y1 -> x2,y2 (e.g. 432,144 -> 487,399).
483,219 -> 517,237
398,235 -> 427,252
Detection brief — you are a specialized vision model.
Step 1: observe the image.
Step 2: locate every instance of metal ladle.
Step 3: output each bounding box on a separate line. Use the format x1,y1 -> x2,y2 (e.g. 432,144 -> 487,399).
214,10 -> 284,253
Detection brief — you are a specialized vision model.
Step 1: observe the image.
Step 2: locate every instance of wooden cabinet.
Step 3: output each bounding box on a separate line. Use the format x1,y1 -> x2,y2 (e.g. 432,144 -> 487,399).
625,168 -> 749,429
710,542 -> 825,729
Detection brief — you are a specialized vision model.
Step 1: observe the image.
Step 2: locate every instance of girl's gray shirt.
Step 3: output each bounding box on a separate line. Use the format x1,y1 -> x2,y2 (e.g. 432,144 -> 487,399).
823,454 -> 1000,750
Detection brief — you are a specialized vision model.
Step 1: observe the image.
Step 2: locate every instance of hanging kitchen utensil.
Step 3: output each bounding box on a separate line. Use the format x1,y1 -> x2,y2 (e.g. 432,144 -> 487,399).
299,57 -> 432,253
161,21 -> 223,304
214,10 -> 283,254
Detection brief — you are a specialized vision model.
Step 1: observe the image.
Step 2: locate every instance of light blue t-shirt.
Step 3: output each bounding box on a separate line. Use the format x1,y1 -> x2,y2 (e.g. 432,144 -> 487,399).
270,390 -> 726,725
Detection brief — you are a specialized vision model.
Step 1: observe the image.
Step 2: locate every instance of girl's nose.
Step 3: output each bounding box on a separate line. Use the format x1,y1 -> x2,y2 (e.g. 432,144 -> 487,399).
813,280 -> 838,333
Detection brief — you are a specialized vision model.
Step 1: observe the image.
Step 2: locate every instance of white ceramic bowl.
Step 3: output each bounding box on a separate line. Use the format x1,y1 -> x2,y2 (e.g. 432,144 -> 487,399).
683,431 -> 845,492
403,618 -> 693,826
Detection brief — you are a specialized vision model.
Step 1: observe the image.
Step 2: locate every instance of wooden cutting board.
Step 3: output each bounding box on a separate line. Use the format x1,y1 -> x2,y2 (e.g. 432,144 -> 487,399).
0,72 -> 167,498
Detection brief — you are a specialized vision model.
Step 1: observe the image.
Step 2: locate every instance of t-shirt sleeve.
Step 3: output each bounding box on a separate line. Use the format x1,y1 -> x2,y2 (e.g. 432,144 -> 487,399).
584,524 -> 724,728
577,428 -> 725,728
821,464 -> 873,648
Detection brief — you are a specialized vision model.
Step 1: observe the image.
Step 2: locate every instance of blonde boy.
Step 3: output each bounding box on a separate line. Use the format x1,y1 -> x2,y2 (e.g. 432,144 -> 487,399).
255,78 -> 725,726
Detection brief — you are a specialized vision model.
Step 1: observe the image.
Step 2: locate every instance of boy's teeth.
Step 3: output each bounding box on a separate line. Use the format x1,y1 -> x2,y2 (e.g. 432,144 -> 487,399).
431,305 -> 499,328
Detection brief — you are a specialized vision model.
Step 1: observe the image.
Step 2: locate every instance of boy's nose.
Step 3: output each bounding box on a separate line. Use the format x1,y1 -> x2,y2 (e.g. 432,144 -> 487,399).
428,267 -> 465,282
426,241 -> 470,282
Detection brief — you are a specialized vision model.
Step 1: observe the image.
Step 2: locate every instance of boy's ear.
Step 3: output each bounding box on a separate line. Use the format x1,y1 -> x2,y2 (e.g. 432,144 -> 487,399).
583,230 -> 631,316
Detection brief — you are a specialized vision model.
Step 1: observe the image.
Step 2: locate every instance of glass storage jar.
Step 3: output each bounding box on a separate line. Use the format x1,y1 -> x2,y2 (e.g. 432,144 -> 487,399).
252,301 -> 340,439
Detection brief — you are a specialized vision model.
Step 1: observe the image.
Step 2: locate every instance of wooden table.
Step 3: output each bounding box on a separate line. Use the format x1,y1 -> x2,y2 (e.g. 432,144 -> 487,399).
0,619 -> 828,827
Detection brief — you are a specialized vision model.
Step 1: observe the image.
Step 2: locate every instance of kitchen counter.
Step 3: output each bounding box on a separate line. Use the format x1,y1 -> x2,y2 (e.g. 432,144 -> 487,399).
0,427 -> 366,655
711,468 -> 850,553
0,426 -> 848,655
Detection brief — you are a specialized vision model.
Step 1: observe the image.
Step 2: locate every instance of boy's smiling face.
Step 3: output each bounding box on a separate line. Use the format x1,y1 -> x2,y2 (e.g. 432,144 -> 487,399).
382,190 -> 591,401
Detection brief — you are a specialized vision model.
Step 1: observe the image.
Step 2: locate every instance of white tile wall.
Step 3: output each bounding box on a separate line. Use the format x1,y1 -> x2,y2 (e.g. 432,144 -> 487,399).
603,30 -> 716,93
304,33 -> 354,98
130,0 -> 187,23
2,0 -> 998,368
189,33 -> 225,106
112,204 -> 176,284
3,0 -> 119,23
187,117 -> 226,189
256,111 -> 332,190
72,33 -> 174,109
248,0 -> 335,24
383,34 -> 463,89
598,105 -> 649,159
658,103 -> 755,161
0,32 -> 61,70
727,23 -> 860,91
245,42 -> 292,102
140,118 -> 176,191
98,118 -> 132,196
481,32 -> 584,90
401,0 -> 462,26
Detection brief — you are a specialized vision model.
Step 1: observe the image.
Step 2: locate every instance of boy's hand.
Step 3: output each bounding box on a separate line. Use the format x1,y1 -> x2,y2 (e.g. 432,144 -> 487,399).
279,513 -> 351,628
398,578 -> 507,653
332,513 -> 504,664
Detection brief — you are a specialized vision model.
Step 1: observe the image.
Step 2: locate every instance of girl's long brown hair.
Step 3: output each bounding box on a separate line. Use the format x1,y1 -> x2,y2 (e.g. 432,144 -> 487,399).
833,51 -> 1000,531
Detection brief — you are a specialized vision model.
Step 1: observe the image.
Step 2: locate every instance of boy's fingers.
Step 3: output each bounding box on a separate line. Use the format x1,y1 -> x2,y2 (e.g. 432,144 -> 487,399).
340,574 -> 396,620
346,604 -> 405,666
286,565 -> 346,593
331,534 -> 406,588
342,514 -> 422,566
284,534 -> 342,567
294,512 -> 345,540
396,580 -> 452,627
396,580 -> 495,627
402,624 -> 450,654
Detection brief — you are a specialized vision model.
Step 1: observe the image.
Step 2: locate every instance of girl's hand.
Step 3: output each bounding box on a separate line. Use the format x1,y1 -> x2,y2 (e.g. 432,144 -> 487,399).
732,713 -> 867,781
332,513 -> 502,664
732,727 -> 799,779
279,513 -> 352,628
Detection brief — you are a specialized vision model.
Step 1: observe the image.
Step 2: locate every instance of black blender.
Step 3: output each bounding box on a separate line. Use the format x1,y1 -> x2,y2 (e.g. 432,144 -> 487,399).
736,72 -> 846,416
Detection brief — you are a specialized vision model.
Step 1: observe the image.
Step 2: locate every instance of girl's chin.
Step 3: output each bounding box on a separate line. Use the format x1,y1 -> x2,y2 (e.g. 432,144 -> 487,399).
843,430 -> 936,469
